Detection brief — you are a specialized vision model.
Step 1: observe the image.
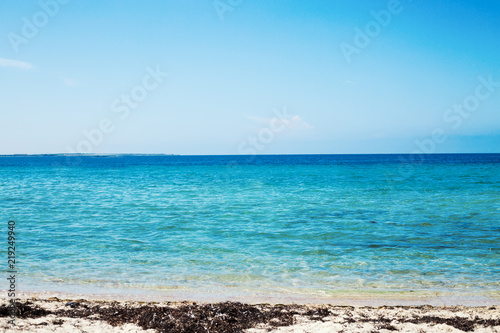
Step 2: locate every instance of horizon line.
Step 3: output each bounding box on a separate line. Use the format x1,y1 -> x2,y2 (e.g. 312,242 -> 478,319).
0,152 -> 499,157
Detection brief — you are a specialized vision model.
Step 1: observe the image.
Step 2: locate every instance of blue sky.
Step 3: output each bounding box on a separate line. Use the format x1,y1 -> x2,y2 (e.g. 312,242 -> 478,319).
0,0 -> 499,154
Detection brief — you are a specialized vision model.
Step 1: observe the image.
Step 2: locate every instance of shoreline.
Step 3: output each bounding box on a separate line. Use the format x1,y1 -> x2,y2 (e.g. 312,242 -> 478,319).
0,296 -> 499,332
4,288 -> 499,307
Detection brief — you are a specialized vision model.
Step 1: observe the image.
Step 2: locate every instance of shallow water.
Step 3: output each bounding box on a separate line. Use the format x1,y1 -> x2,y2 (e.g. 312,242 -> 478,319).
1,154 -> 499,301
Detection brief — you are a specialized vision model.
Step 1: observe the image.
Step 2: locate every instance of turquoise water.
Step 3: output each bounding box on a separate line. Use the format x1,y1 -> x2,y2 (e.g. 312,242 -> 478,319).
1,154 -> 499,301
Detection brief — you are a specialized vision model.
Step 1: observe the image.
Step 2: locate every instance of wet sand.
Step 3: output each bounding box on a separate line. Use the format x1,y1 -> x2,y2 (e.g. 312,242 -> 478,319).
1,297 -> 499,333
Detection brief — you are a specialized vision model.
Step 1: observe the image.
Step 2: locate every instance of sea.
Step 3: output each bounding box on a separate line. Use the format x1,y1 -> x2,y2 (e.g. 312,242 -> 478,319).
1,154 -> 499,304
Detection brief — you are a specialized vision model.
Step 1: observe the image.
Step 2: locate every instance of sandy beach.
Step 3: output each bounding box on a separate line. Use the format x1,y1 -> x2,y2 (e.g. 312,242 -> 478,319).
1,296 -> 499,333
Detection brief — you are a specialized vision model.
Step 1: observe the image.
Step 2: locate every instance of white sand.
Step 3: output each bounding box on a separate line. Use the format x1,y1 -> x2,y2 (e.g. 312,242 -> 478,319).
1,316 -> 155,333
248,305 -> 500,333
0,297 -> 498,333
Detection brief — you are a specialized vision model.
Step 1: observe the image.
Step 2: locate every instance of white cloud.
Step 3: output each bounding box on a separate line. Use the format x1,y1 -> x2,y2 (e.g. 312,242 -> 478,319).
0,58 -> 33,70
246,115 -> 270,125
60,77 -> 78,86
246,113 -> 314,130
288,115 -> 314,130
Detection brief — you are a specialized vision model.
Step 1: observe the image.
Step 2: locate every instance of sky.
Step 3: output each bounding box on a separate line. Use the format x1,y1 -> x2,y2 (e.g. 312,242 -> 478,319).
0,0 -> 499,155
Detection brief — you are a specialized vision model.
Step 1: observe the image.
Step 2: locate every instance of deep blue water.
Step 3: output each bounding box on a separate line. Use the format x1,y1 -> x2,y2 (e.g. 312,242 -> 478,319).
1,154 -> 499,301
